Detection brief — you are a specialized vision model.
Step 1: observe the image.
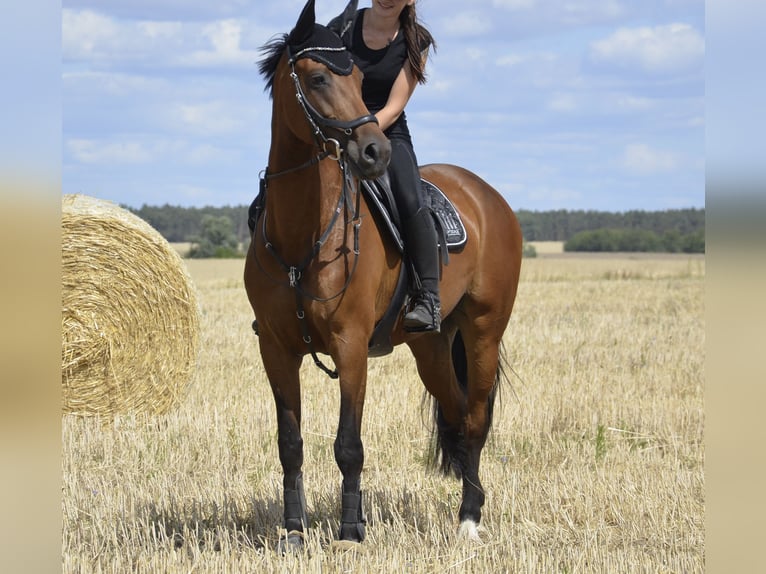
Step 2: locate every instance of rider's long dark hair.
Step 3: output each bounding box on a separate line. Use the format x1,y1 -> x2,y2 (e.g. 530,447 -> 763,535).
400,2 -> 436,84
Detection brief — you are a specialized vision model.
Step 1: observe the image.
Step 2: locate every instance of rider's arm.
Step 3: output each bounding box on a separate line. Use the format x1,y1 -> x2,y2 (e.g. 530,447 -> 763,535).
375,62 -> 418,132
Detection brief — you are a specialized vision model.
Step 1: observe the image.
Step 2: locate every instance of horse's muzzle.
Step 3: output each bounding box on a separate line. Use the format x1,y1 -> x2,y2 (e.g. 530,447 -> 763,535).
347,131 -> 391,180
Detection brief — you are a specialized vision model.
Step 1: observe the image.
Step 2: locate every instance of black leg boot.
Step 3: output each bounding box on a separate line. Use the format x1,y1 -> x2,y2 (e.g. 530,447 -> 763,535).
402,207 -> 442,333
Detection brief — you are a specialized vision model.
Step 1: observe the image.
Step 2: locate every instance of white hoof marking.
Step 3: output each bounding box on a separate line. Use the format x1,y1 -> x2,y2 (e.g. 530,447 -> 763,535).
457,520 -> 483,543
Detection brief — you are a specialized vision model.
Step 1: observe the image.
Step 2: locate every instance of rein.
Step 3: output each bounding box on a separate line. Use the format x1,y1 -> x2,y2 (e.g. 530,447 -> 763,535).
257,46 -> 377,379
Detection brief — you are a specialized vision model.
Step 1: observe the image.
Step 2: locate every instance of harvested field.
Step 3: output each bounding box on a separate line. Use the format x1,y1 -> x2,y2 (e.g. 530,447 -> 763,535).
63,254 -> 704,573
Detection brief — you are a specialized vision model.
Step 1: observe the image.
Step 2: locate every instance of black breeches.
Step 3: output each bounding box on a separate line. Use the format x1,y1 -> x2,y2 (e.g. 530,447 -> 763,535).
387,137 -> 425,221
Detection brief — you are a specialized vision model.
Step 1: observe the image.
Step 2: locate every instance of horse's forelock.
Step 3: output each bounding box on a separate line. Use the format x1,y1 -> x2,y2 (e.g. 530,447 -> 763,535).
258,34 -> 289,97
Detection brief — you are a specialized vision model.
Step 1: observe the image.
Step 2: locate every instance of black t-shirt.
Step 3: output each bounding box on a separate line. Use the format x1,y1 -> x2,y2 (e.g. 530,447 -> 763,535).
348,9 -> 411,138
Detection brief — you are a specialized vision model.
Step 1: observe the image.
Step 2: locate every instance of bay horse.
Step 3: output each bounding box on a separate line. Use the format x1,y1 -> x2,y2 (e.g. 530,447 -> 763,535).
244,0 -> 522,550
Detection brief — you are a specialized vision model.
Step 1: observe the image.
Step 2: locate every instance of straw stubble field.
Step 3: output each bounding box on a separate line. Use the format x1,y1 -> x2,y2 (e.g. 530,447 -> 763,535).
62,254 -> 704,573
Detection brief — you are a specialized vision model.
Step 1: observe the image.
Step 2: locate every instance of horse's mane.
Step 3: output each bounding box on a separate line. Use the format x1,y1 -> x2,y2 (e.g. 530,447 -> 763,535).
259,34 -> 289,98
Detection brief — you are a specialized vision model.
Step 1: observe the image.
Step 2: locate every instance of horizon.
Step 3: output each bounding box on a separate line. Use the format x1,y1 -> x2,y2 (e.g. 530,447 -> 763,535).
123,201 -> 705,215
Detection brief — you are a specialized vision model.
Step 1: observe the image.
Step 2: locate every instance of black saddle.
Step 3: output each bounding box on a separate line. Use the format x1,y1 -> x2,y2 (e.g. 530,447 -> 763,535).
361,176 -> 467,257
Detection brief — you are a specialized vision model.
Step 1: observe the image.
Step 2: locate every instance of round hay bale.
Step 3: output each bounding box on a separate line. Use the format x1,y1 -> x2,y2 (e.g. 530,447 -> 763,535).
61,194 -> 200,415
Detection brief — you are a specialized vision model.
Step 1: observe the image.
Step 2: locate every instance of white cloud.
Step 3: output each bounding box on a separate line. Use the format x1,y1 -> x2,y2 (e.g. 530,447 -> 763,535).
438,12 -> 492,37
172,101 -> 246,135
548,92 -> 578,112
464,48 -> 486,63
664,0 -> 703,5
203,20 -> 247,58
63,70 -> 166,97
62,10 -> 120,58
590,23 -> 704,74
615,95 -> 655,111
491,51 -> 568,91
423,67 -> 454,93
496,54 -> 527,67
487,0 -> 625,27
63,9 -> 262,69
63,9 -> 192,65
138,21 -> 183,39
66,138 -> 236,166
183,19 -> 259,67
558,0 -> 625,25
185,144 -> 234,165
621,143 -> 678,174
67,139 -> 152,165
492,0 -> 537,9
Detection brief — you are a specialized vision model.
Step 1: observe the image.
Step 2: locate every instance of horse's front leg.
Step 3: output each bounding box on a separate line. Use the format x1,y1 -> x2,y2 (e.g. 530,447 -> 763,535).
260,338 -> 307,551
331,339 -> 369,542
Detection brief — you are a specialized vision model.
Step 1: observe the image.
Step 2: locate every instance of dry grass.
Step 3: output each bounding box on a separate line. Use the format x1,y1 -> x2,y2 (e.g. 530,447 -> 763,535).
528,240 -> 564,254
62,254 -> 704,573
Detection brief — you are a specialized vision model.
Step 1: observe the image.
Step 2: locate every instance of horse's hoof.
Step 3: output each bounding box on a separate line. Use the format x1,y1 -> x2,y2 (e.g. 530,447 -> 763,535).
456,520 -> 485,544
337,520 -> 366,543
276,530 -> 305,555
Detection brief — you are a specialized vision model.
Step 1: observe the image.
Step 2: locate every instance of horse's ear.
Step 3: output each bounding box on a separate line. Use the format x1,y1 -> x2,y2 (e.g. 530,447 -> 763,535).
289,0 -> 316,45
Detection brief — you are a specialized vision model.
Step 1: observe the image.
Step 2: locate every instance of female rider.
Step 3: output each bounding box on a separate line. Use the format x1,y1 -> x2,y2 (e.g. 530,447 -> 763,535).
329,0 -> 441,332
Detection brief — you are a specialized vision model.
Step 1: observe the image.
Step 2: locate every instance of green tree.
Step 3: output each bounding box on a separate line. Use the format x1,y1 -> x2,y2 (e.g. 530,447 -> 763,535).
188,215 -> 241,258
681,229 -> 705,253
662,229 -> 682,252
522,240 -> 537,258
616,229 -> 663,252
564,229 -> 620,252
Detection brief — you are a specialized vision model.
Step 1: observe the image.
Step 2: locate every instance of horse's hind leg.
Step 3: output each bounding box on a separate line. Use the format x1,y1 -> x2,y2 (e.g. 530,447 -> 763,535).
408,329 -> 474,495
260,340 -> 307,551
410,326 -> 503,540
456,326 -> 505,539
408,328 -> 467,449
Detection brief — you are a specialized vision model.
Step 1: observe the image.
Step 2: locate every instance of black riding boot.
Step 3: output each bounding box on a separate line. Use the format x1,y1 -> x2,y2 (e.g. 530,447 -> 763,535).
402,207 -> 441,333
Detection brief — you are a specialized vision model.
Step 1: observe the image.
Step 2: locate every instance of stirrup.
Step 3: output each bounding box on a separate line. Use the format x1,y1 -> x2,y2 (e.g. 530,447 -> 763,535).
403,292 -> 441,333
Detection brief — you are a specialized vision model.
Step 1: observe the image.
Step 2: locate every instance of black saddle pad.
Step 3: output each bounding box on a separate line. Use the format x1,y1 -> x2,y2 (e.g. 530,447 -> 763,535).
361,177 -> 467,253
422,179 -> 467,251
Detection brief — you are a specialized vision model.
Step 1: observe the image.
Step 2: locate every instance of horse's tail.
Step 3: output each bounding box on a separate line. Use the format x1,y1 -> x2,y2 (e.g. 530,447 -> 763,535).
425,330 -> 507,478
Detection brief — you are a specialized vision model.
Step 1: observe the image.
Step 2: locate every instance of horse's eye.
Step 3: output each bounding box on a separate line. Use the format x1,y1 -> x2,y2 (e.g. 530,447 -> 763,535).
309,72 -> 329,89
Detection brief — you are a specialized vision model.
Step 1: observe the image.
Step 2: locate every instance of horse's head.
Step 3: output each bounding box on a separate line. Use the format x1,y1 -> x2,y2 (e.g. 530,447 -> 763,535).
260,0 -> 391,179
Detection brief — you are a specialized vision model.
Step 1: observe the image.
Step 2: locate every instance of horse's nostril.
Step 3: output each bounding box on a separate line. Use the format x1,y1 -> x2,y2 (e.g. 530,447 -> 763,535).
363,142 -> 379,164
351,137 -> 390,177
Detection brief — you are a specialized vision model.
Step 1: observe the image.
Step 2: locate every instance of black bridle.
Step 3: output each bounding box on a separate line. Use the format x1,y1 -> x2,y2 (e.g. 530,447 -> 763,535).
287,45 -> 379,146
255,45 -> 379,378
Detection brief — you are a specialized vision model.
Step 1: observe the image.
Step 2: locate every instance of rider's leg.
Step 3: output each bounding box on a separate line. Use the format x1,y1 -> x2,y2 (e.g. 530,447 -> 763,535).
387,138 -> 441,332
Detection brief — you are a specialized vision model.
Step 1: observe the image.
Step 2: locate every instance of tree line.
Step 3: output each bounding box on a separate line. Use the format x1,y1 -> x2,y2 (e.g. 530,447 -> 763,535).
515,208 -> 704,241
128,204 -> 252,245
127,204 -> 705,256
563,228 -> 704,253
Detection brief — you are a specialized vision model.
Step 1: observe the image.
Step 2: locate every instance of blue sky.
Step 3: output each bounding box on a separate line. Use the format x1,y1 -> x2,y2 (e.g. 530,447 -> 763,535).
62,0 -> 705,212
